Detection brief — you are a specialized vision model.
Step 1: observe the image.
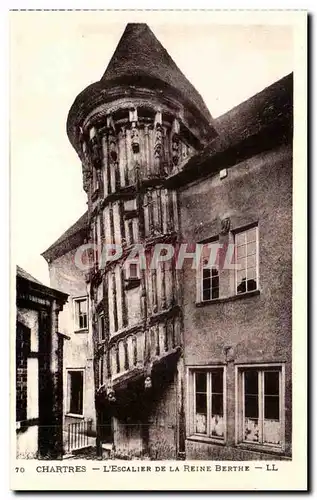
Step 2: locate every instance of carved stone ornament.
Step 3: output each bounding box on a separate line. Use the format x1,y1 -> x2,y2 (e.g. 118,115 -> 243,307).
172,133 -> 180,166
91,135 -> 102,169
154,123 -> 163,159
131,122 -> 140,154
220,217 -> 231,235
106,386 -> 116,403
108,128 -> 118,163
144,376 -> 152,390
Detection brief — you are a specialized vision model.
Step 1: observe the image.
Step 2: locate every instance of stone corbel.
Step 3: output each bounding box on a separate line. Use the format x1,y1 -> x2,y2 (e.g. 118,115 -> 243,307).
106,385 -> 116,403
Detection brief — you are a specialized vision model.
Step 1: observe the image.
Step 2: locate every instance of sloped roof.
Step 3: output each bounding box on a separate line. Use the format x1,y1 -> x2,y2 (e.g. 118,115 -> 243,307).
167,72 -> 293,187
102,23 -> 213,125
214,72 -> 293,149
16,265 -> 43,285
67,23 -> 216,152
41,211 -> 88,263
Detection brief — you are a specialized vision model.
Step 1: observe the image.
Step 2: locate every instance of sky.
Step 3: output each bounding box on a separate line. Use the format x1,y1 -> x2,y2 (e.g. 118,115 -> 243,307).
10,12 -> 294,286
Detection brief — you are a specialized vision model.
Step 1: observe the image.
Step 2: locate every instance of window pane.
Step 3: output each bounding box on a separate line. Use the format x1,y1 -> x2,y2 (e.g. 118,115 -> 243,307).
79,315 -> 87,329
203,288 -> 211,301
196,393 -> 207,413
236,232 -> 246,246
263,420 -> 281,445
211,276 -> 219,289
237,265 -> 247,294
203,268 -> 211,279
244,418 -> 259,442
69,372 -> 83,415
247,228 -> 257,243
196,413 -> 207,434
195,372 -> 207,393
247,241 -> 256,256
245,370 -> 258,394
195,387 -> 207,434
212,394 -> 223,416
238,257 -> 247,270
247,254 -> 256,269
247,277 -> 257,291
264,396 -> 279,420
211,415 -> 224,438
245,395 -> 259,418
212,370 -> 223,394
237,245 -> 246,259
248,267 -> 256,280
212,287 -> 219,299
264,371 -> 279,395
211,267 -> 219,277
79,300 -> 87,314
130,263 -> 138,278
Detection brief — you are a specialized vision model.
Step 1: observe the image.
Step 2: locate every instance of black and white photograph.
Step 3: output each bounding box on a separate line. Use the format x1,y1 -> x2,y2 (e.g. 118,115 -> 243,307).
10,9 -> 307,491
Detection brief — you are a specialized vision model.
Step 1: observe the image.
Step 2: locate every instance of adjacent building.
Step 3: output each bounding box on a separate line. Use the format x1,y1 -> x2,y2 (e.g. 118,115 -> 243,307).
16,266 -> 68,459
44,23 -> 292,460
42,212 -> 97,452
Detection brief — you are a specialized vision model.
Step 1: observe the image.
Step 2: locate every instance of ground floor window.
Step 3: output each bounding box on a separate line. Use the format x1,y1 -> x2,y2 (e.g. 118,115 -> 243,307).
67,370 -> 84,416
236,365 -> 284,450
188,367 -> 225,441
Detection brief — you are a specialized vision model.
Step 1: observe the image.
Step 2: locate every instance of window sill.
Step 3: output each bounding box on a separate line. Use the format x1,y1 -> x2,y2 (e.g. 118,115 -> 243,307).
235,442 -> 284,456
196,289 -> 260,307
187,435 -> 226,446
74,328 -> 88,334
125,278 -> 140,290
65,413 -> 85,419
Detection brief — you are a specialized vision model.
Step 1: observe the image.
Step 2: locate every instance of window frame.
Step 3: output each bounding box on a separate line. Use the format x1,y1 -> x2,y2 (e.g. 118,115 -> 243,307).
187,365 -> 226,444
234,225 -> 259,296
235,363 -> 285,453
66,368 -> 85,418
73,296 -> 89,332
196,238 -> 220,304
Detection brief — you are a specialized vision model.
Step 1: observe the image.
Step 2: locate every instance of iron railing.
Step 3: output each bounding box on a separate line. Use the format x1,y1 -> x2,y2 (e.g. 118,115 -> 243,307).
67,419 -> 93,452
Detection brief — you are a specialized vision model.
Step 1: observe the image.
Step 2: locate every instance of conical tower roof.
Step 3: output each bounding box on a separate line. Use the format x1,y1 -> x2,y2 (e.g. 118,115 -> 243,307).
67,23 -> 216,151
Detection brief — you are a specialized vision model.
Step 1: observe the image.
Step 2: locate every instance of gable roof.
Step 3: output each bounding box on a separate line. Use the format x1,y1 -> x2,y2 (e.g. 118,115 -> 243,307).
41,211 -> 88,263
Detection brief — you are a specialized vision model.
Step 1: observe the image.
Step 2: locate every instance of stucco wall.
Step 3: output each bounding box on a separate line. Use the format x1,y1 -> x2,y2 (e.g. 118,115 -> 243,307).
47,248 -> 96,430
179,143 -> 292,459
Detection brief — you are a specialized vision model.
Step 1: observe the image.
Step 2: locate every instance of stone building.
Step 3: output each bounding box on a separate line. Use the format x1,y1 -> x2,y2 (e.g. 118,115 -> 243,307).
61,23 -> 292,460
42,212 -> 97,451
16,266 -> 68,459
